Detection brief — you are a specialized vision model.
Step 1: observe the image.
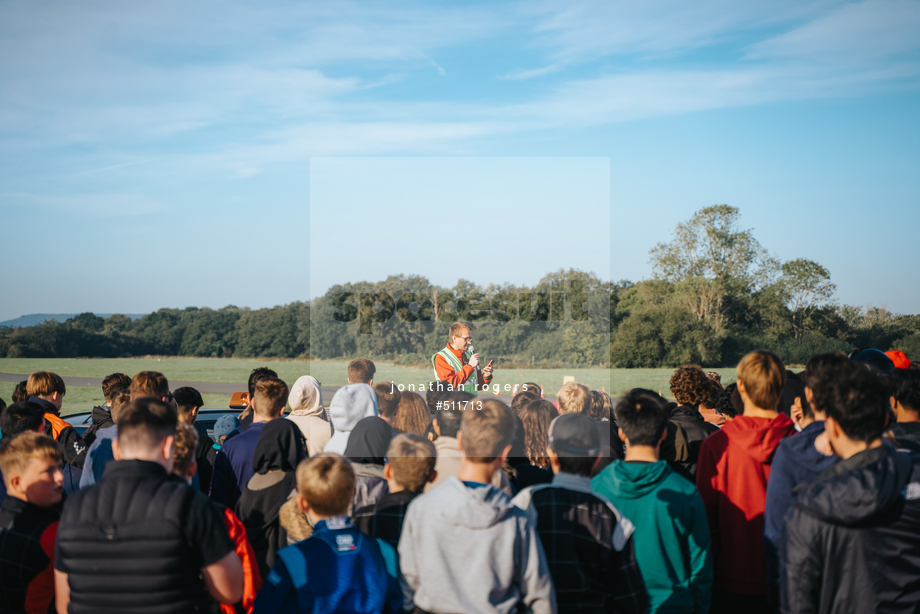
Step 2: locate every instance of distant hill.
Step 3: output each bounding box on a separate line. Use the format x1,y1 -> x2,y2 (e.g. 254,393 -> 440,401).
0,313 -> 144,328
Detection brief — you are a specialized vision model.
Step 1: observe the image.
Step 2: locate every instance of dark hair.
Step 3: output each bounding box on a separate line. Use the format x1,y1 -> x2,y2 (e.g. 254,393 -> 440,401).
248,367 -> 279,398
347,359 -> 376,385
374,382 -> 402,419
824,368 -> 889,442
588,390 -> 612,420
0,402 -> 46,437
701,378 -> 723,410
669,365 -> 711,407
715,383 -> 742,419
521,400 -> 558,468
0,396 -> 6,415
803,352 -> 857,417
12,381 -> 29,403
510,386 -> 541,417
889,370 -> 920,414
433,391 -> 472,438
614,389 -> 670,447
173,386 -> 204,421
117,398 -> 178,451
102,373 -> 132,403
393,391 -> 431,436
425,382 -> 448,412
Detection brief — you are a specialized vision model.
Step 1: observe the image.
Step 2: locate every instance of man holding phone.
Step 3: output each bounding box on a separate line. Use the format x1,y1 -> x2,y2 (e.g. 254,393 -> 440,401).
431,322 -> 494,395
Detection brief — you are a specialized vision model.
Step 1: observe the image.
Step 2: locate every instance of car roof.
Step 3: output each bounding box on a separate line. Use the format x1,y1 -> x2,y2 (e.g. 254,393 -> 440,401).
66,408 -> 242,435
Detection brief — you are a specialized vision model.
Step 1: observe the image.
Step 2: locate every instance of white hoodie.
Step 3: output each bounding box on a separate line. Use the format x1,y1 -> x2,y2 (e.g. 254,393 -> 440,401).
285,375 -> 332,457
322,383 -> 378,455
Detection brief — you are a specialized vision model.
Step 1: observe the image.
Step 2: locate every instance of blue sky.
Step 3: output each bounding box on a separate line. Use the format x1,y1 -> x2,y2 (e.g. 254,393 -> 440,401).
1,0 -> 919,321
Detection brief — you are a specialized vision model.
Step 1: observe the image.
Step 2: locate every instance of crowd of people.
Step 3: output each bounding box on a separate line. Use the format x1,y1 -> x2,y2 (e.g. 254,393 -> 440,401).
1,320 -> 919,614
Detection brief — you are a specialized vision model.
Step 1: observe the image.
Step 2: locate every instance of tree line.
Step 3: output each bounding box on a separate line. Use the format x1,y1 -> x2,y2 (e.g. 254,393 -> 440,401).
2,205 -> 918,368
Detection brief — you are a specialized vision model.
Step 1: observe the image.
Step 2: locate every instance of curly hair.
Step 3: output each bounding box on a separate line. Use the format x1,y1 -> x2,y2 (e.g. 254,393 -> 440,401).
716,383 -> 743,418
393,391 -> 432,436
701,378 -> 723,411
669,365 -> 711,407
520,400 -> 558,469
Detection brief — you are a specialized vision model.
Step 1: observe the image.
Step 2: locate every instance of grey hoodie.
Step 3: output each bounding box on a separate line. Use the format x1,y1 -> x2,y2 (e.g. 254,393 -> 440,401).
399,476 -> 556,614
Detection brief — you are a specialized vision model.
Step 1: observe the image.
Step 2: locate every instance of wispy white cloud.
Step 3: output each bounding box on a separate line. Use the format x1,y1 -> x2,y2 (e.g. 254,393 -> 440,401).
498,64 -> 561,80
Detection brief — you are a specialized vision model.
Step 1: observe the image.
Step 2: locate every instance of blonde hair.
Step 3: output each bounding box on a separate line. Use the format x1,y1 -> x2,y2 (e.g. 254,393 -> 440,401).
448,321 -> 470,341
460,399 -> 514,463
387,434 -> 436,492
737,350 -> 787,411
171,422 -> 199,479
26,372 -> 66,398
0,432 -> 62,479
556,382 -> 590,415
296,453 -> 355,516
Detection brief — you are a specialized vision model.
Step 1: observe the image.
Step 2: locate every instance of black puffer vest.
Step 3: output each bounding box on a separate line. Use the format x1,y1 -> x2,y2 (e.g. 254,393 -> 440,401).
56,460 -> 213,614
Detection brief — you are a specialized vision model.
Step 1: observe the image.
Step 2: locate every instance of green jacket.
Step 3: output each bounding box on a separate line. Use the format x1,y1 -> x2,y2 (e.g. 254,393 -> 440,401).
592,460 -> 712,614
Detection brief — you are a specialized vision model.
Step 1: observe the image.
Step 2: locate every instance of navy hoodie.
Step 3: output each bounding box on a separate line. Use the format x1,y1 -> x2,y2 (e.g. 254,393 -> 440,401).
763,420 -> 838,599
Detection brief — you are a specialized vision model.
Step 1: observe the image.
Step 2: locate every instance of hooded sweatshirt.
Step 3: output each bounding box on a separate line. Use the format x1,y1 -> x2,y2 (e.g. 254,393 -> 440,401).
399,477 -> 556,614
696,413 -> 795,596
343,417 -> 392,514
763,420 -> 837,597
323,384 -> 378,455
593,460 -> 712,614
236,419 -> 306,580
782,444 -> 920,614
286,376 -> 332,457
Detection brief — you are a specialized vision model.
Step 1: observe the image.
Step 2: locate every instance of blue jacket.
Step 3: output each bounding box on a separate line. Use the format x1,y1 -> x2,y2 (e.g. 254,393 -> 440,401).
80,425 -> 118,488
209,422 -> 265,509
253,516 -> 402,614
764,420 -> 838,599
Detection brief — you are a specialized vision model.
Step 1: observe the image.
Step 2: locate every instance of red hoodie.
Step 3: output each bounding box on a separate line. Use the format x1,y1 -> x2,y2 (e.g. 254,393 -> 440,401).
695,413 -> 795,596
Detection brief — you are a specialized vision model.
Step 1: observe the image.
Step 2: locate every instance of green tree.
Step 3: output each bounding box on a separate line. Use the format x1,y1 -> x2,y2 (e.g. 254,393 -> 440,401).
779,258 -> 836,338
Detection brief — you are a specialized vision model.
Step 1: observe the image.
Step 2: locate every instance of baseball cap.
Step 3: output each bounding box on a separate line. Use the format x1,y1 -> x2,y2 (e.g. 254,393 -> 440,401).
547,413 -> 599,457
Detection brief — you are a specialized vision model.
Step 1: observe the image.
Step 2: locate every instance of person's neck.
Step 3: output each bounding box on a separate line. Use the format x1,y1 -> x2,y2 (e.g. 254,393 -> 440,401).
799,415 -> 816,429
833,436 -> 884,460
121,453 -> 170,471
380,415 -> 396,427
458,458 -> 499,484
386,479 -> 405,493
898,410 -> 920,424
624,444 -> 660,463
742,403 -> 779,419
252,414 -> 278,424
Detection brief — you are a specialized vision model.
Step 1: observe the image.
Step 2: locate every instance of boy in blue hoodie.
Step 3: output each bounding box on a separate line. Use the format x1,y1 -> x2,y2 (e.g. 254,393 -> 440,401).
592,389 -> 712,614
763,353 -> 845,606
253,453 -> 402,614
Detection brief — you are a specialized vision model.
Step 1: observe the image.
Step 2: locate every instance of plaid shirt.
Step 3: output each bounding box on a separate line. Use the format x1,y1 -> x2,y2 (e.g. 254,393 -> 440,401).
0,496 -> 60,614
352,490 -> 421,550
513,473 -> 648,614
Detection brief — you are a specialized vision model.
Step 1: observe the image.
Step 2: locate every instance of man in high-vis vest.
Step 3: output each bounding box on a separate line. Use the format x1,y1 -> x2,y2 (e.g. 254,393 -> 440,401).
431,322 -> 494,395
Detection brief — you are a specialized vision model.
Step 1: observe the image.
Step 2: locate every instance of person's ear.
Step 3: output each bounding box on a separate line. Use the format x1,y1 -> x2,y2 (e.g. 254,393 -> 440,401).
296,494 -> 309,514
428,469 -> 438,483
112,439 -> 123,461
737,380 -> 746,396
187,460 -> 198,482
546,447 -> 560,469
659,428 -> 668,444
368,379 -> 373,388
432,420 -> 441,437
890,397 -> 899,412
9,474 -> 22,495
499,444 -> 512,462
618,427 -> 627,444
384,464 -> 394,481
456,431 -> 463,451
162,434 -> 175,461
805,386 -> 816,408
824,417 -> 839,439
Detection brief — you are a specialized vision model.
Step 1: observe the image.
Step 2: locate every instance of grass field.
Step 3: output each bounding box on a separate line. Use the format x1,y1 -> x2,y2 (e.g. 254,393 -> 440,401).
0,357 -> 740,415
